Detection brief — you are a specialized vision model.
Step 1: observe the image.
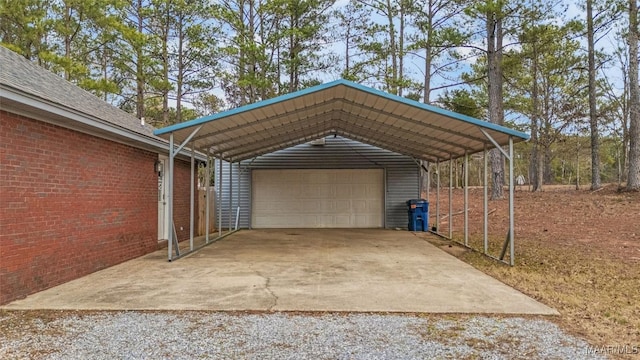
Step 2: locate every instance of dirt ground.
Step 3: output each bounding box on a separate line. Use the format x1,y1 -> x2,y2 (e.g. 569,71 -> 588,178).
424,184 -> 640,359
431,184 -> 640,262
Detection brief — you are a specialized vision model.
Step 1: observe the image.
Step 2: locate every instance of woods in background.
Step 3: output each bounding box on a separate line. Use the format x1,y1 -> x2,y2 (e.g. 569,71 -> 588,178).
1,0 -> 638,191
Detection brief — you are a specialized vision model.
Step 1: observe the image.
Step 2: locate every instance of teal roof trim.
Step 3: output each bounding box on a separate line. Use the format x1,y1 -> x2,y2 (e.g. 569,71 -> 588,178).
342,80 -> 529,140
154,79 -> 529,141
154,79 -> 345,135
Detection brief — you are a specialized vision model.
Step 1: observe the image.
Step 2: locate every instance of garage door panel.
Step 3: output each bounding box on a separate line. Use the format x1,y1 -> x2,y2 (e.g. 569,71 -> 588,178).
334,199 -> 351,212
315,199 -> 331,212
352,200 -> 368,212
335,186 -> 351,197
351,186 -> 368,198
334,215 -> 351,227
252,169 -> 383,228
313,184 -> 333,198
354,214 -> 373,227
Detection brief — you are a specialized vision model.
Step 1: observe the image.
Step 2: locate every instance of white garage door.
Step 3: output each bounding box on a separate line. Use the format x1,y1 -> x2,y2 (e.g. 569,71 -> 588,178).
252,169 -> 384,228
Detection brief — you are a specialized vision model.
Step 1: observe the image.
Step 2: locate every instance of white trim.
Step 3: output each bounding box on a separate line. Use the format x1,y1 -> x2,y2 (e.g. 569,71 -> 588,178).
157,155 -> 169,241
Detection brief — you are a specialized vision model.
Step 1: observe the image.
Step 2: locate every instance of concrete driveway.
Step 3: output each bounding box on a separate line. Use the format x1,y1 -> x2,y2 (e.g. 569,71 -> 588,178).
2,229 -> 557,314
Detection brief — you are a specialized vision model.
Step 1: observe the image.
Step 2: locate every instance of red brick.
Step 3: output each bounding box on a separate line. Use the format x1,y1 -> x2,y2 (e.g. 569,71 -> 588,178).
0,111 -> 198,304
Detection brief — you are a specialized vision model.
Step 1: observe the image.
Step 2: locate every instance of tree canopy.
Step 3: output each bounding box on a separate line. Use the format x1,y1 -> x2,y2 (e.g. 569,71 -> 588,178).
1,0 -> 638,190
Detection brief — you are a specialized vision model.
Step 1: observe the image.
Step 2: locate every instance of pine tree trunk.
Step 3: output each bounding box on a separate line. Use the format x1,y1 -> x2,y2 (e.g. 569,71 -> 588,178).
531,46 -> 542,192
176,21 -> 184,123
136,0 -> 145,120
487,10 -> 505,199
398,0 -> 405,97
576,150 -> 580,190
421,20 -> 433,199
490,149 -> 504,199
64,4 -> 71,81
544,145 -> 553,184
238,1 -> 246,106
385,0 -> 397,94
530,148 -> 539,190
455,159 -> 459,188
161,5 -> 170,126
532,143 -> 544,192
627,0 -> 640,190
587,0 -> 602,190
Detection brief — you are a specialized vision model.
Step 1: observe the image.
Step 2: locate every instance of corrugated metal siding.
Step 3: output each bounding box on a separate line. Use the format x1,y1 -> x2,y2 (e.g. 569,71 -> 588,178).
215,160 -> 251,229
216,136 -> 418,229
385,166 -> 419,229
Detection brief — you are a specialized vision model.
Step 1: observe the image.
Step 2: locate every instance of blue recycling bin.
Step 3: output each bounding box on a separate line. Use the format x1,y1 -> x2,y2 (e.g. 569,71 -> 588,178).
406,199 -> 429,231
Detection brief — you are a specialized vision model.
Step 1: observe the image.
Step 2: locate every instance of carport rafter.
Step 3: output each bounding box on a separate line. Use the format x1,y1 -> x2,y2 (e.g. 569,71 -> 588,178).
229,129 -> 336,162
194,106 -> 471,161
480,128 -> 510,159
336,126 -> 448,161
203,108 -> 459,161
336,98 -> 489,147
190,99 -> 340,143
155,80 -> 529,264
199,112 -> 339,155
223,117 -> 449,163
335,111 -> 467,155
337,130 -> 439,163
201,110 -> 458,159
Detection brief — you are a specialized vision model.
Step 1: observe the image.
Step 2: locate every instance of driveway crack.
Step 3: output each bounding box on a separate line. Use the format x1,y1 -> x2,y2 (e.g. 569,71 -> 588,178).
255,271 -> 278,311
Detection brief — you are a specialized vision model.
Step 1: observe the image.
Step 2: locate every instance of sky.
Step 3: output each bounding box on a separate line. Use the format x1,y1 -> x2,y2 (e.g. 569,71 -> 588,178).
191,0 -> 628,124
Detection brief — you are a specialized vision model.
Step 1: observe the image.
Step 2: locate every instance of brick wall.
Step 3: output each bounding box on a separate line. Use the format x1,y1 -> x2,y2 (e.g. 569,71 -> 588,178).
0,111 -> 197,304
172,157 -> 196,242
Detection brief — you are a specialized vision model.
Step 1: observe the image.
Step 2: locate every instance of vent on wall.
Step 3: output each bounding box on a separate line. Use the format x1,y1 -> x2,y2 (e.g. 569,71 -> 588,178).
309,138 -> 326,146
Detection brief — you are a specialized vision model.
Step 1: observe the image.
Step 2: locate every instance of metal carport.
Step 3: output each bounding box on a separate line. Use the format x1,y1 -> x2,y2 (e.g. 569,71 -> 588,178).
153,79 -> 529,264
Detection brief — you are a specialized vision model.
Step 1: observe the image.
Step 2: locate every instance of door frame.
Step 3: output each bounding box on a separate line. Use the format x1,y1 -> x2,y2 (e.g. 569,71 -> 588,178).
157,155 -> 169,240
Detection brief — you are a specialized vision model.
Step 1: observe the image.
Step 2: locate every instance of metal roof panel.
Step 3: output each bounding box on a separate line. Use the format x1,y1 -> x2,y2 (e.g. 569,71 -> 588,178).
154,80 -> 529,161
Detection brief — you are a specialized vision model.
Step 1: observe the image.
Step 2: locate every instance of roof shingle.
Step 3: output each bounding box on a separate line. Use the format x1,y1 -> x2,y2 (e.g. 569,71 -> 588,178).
0,46 -> 156,139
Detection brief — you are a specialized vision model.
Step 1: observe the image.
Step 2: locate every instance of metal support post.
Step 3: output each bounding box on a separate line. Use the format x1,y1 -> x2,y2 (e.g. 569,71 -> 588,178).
237,162 -> 242,229
436,159 -> 440,232
165,126 -> 202,261
464,151 -> 469,246
383,168 -> 388,229
483,143 -> 488,254
189,144 -> 195,251
509,137 -> 515,265
218,157 -> 222,236
205,152 -> 210,243
228,161 -> 233,232
168,133 -> 174,261
235,207 -> 240,230
449,154 -> 453,239
426,161 -> 430,202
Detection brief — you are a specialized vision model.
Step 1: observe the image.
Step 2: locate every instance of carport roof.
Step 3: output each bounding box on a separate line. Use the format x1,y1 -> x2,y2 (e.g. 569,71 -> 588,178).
154,80 -> 529,162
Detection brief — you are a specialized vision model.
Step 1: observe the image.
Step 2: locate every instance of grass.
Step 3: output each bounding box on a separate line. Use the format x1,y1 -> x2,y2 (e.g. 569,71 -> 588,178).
431,236 -> 640,359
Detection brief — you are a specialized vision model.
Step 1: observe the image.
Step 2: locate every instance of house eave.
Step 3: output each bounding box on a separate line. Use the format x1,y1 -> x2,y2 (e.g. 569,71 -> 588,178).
0,85 -> 204,161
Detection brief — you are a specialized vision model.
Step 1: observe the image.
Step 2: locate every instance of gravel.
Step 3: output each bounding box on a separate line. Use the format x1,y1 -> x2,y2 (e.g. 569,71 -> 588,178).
1,312 -> 605,360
